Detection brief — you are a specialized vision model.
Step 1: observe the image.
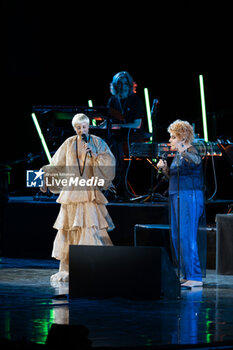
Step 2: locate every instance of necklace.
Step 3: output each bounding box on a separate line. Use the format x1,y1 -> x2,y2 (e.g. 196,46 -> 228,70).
75,136 -> 87,177
118,96 -> 128,117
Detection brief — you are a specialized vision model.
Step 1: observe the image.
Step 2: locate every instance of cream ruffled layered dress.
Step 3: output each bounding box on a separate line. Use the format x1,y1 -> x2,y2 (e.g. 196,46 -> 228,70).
43,134 -> 115,267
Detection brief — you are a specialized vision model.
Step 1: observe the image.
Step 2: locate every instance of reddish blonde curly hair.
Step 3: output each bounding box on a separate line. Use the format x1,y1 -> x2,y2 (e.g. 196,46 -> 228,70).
168,119 -> 194,144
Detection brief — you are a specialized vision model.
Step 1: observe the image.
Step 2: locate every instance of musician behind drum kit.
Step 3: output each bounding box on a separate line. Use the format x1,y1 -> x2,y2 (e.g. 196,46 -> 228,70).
106,71 -> 146,199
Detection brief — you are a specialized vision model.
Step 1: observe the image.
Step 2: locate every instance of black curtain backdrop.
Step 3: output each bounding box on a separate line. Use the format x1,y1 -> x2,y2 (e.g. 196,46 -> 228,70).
2,1 -> 233,197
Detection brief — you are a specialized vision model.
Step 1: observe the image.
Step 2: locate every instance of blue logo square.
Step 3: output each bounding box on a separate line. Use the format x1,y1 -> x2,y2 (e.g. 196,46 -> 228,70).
26,170 -> 44,187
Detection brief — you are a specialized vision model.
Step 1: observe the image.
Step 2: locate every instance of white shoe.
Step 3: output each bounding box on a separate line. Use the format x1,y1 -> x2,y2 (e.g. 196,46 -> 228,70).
180,278 -> 187,284
181,280 -> 203,288
50,271 -> 69,282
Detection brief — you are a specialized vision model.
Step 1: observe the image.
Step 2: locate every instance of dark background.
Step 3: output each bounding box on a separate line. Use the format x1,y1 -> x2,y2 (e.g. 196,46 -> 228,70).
1,1 -> 233,197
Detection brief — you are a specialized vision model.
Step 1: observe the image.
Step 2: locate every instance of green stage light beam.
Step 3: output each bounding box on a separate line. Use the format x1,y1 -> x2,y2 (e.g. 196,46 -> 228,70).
88,99 -> 96,126
144,88 -> 152,140
31,113 -> 52,163
199,75 -> 209,142
88,99 -> 93,107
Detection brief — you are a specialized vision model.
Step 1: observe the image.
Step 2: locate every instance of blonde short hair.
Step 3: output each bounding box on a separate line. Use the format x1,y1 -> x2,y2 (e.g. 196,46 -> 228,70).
72,113 -> 90,129
168,119 -> 194,144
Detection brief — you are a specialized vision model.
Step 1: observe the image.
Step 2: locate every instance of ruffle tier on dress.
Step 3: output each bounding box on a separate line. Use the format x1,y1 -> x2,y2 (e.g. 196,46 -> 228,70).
51,189 -> 114,263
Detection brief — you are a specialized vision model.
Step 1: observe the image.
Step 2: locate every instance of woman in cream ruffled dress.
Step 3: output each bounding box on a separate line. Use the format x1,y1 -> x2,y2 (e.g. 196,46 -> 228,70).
41,113 -> 115,282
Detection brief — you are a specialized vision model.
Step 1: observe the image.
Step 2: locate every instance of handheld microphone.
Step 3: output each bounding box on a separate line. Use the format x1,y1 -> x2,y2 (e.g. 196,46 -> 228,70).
81,134 -> 92,157
157,152 -> 168,178
151,98 -> 159,117
161,152 -> 168,161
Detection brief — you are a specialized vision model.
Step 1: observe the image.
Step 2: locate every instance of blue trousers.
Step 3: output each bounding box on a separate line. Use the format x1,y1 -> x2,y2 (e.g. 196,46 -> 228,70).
170,190 -> 204,281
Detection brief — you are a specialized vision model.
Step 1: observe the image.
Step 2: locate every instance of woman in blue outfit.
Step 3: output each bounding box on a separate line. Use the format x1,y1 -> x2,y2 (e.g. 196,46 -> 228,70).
158,120 -> 206,288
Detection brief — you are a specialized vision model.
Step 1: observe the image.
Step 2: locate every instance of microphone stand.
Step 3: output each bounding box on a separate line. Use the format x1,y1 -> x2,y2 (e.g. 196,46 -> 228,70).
143,99 -> 161,202
176,153 -> 181,292
106,116 -> 112,146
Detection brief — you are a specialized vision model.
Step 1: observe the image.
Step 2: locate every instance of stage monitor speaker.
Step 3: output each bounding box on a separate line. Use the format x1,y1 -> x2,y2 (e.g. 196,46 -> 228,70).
69,246 -> 180,300
46,324 -> 91,348
216,214 -> 233,275
134,224 -> 173,261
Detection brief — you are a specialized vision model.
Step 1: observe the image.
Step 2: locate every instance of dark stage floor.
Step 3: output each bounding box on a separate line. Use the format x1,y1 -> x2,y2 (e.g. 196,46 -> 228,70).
1,197 -> 233,349
0,258 -> 233,348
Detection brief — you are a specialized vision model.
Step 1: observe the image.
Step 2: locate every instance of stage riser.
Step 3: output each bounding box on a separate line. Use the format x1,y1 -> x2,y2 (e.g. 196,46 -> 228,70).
1,201 -> 168,259
107,203 -> 168,245
1,202 -> 59,259
0,198 -> 231,269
